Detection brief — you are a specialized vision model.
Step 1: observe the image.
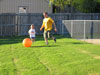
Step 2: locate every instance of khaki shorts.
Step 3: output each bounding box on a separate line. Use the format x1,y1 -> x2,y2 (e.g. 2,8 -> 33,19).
43,30 -> 53,38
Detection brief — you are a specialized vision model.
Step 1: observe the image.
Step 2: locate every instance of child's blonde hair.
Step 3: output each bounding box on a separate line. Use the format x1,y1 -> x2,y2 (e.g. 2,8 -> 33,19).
30,24 -> 34,29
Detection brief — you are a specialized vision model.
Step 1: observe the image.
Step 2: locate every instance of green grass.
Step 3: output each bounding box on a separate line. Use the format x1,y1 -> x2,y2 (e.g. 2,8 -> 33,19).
0,35 -> 100,75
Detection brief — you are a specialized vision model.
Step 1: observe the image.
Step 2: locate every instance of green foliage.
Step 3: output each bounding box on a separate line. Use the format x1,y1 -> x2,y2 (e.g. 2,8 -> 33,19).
73,0 -> 97,13
49,0 -> 100,13
49,0 -> 70,9
96,0 -> 100,2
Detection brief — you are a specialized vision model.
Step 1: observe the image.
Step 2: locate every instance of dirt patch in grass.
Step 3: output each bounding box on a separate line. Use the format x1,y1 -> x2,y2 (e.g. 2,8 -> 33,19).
94,56 -> 100,59
89,72 -> 99,75
80,39 -> 100,44
79,49 -> 100,60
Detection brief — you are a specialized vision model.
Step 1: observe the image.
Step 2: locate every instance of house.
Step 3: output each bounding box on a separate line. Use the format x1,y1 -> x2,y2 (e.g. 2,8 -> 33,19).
0,0 -> 52,13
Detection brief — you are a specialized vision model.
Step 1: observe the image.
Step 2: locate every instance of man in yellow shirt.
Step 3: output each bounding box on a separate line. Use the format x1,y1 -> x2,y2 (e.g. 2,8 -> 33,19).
40,12 -> 57,45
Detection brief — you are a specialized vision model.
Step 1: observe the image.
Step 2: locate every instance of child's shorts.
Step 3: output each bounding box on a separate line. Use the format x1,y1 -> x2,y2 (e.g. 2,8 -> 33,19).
30,37 -> 35,39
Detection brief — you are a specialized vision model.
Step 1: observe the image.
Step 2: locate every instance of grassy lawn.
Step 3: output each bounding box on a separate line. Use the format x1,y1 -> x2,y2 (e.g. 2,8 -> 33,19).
0,35 -> 100,75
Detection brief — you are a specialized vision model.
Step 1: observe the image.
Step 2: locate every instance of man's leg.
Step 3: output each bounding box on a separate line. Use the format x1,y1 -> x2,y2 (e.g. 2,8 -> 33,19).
44,30 -> 48,45
52,36 -> 56,43
44,37 -> 48,45
49,31 -> 56,43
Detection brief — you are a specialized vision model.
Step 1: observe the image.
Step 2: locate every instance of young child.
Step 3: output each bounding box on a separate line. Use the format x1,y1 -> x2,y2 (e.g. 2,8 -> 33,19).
28,24 -> 35,42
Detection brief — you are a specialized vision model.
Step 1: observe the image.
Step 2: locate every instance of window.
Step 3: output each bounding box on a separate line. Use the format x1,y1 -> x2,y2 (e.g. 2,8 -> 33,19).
19,6 -> 27,13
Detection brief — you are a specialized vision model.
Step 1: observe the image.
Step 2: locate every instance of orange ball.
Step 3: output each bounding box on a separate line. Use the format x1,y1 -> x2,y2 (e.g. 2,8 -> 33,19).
23,38 -> 32,47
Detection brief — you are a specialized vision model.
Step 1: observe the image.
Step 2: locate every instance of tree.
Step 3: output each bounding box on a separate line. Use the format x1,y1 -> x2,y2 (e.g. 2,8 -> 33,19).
95,0 -> 100,13
49,0 -> 70,9
73,0 -> 97,13
49,0 -> 100,13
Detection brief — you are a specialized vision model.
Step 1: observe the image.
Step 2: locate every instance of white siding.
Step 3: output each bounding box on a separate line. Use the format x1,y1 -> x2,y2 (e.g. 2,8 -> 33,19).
0,0 -> 52,13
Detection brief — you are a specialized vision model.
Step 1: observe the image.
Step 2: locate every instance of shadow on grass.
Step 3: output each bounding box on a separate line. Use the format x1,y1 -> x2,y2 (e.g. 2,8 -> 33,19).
72,43 -> 90,45
0,35 -> 87,46
36,35 -> 69,41
58,41 -> 90,45
0,35 -> 67,45
0,39 -> 21,45
72,42 -> 88,44
0,36 -> 25,45
31,45 -> 59,48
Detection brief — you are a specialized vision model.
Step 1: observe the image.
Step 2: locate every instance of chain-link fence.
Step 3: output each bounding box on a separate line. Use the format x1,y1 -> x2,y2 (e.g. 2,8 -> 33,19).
62,20 -> 100,39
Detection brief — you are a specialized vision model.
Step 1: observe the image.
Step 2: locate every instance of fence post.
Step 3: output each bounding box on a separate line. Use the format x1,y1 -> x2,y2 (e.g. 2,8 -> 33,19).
60,14 -> 62,35
15,14 -> 18,36
71,20 -> 73,37
0,25 -> 2,36
84,20 -> 86,39
17,14 -> 21,36
62,20 -> 64,35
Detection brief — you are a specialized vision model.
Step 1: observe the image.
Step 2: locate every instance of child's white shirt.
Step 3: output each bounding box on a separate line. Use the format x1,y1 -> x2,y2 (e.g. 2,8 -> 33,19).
28,29 -> 35,37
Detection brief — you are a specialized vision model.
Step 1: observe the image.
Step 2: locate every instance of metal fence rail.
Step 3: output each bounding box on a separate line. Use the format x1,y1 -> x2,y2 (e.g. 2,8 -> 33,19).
62,20 -> 100,39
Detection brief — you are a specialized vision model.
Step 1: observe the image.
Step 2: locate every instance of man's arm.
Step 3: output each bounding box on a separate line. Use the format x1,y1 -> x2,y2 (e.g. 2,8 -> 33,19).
40,24 -> 44,31
50,18 -> 57,32
53,22 -> 57,32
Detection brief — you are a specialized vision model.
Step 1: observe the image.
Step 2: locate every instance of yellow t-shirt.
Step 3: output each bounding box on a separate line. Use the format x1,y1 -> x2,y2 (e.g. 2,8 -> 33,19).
42,17 -> 54,31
